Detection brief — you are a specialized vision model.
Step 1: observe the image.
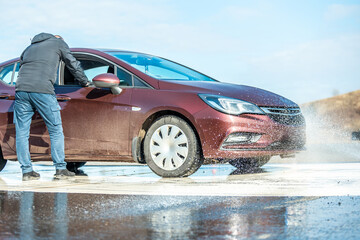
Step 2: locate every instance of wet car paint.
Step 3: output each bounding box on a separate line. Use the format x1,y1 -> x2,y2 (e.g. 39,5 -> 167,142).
0,48 -> 306,167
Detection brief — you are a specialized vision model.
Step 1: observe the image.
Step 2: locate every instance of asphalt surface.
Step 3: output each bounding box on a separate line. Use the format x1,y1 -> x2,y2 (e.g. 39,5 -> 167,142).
1,191 -> 359,239
0,141 -> 359,239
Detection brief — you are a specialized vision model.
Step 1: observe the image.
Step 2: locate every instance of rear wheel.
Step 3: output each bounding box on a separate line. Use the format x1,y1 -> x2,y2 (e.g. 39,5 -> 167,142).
144,116 -> 203,177
229,156 -> 271,170
66,162 -> 86,172
0,146 -> 7,172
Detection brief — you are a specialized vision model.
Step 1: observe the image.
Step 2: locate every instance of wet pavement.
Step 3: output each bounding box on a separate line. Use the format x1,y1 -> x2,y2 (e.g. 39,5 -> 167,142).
0,142 -> 360,239
0,191 -> 359,239
0,159 -> 359,239
1,159 -> 360,196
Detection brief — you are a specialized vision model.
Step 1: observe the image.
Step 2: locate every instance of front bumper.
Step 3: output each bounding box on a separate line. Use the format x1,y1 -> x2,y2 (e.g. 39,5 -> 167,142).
193,108 -> 306,160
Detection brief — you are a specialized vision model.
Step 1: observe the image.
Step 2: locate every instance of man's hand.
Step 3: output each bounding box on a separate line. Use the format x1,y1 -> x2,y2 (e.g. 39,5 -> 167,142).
82,81 -> 92,87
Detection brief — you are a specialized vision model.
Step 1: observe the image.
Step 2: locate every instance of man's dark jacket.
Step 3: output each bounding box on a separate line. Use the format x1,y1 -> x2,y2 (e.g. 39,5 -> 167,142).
16,32 -> 88,95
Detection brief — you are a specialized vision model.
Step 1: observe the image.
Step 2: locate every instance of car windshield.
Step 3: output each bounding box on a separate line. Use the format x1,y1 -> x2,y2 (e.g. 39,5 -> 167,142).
108,52 -> 216,82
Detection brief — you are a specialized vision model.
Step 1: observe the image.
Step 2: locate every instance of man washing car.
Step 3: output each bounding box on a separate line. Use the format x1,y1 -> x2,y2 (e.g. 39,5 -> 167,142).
14,32 -> 90,180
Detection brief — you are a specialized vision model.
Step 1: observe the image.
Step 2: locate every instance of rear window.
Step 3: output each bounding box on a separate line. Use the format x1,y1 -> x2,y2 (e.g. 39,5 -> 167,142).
0,63 -> 17,85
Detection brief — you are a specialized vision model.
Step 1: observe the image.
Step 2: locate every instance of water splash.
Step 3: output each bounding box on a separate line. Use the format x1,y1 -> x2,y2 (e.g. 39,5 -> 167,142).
288,106 -> 360,163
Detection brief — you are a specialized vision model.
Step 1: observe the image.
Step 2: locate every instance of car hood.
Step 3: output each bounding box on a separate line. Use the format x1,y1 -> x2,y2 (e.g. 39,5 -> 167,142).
158,80 -> 298,108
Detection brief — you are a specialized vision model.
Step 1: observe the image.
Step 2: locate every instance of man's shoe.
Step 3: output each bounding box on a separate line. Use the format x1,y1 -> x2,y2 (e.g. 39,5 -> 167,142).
54,169 -> 75,179
22,171 -> 40,181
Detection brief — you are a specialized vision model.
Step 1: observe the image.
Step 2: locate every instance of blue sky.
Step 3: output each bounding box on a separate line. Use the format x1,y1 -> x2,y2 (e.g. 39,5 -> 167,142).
0,0 -> 359,103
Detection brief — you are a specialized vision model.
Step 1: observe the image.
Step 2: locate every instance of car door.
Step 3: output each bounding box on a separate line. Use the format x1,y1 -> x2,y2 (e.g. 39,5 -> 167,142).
1,55 -> 133,162
0,62 -> 19,159
52,54 -> 133,160
0,61 -> 67,160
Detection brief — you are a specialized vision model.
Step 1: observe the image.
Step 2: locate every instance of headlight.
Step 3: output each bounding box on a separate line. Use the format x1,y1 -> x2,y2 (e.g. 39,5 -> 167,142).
199,94 -> 264,115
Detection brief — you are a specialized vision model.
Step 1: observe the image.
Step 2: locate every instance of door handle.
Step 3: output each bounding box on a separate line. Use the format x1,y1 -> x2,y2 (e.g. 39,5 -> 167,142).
0,93 -> 13,100
56,96 -> 71,102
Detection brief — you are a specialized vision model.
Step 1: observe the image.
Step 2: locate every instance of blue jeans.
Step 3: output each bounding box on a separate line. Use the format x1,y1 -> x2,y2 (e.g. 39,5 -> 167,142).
14,91 -> 66,173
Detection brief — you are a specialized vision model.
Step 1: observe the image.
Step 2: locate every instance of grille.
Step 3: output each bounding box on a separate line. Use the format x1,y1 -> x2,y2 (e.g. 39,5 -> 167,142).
261,107 -> 305,126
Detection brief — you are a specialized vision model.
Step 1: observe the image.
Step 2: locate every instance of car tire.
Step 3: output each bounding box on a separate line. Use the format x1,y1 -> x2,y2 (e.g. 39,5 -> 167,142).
0,146 -> 7,172
66,162 -> 87,172
229,156 -> 270,170
144,115 -> 203,177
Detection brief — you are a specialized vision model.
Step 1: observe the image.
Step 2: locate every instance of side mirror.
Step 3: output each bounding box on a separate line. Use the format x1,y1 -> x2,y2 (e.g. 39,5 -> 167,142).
92,73 -> 122,95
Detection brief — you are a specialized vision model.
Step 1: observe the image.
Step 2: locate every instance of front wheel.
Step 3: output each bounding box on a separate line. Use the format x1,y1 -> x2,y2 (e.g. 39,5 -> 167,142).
229,156 -> 271,170
144,116 -> 203,177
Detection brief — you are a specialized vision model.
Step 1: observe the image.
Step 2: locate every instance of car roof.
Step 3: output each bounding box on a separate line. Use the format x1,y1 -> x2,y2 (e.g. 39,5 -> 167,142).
95,48 -> 156,56
0,48 -> 160,67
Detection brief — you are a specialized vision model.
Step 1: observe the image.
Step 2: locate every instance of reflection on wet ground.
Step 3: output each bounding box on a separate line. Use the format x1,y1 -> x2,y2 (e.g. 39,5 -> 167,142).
0,191 -> 359,239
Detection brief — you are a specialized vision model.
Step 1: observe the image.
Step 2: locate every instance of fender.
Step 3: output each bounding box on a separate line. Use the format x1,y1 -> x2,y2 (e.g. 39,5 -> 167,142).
132,105 -> 205,145
130,107 -> 205,164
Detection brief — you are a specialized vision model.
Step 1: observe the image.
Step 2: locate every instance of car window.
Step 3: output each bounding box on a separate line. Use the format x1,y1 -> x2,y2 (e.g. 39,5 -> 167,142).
63,59 -> 114,85
0,64 -> 15,85
83,65 -> 109,81
147,65 -> 189,80
134,76 -> 148,88
80,59 -> 133,87
116,67 -> 132,87
109,52 -> 216,82
63,55 -> 135,88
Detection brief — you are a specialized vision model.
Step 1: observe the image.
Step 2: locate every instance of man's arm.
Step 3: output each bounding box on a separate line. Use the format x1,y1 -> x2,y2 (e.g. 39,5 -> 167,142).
19,51 -> 24,70
59,41 -> 89,86
19,45 -> 30,70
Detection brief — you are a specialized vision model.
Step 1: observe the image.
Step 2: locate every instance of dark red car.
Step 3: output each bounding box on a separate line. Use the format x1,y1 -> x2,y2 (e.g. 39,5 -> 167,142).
0,48 -> 306,177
